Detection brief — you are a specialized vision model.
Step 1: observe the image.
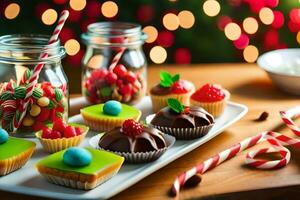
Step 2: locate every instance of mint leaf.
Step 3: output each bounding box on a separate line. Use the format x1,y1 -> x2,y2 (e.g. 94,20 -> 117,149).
160,71 -> 173,88
167,98 -> 184,114
172,74 -> 180,82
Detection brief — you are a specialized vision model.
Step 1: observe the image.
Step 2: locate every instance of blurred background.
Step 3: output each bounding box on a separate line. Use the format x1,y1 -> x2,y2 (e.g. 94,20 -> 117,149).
0,0 -> 299,92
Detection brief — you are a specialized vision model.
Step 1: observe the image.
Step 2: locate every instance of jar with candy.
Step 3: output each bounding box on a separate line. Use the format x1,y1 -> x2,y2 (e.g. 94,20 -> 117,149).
81,22 -> 147,104
0,34 -> 68,137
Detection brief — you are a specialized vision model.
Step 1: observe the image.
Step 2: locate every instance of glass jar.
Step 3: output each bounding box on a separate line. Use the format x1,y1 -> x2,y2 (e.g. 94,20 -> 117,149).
81,22 -> 147,104
0,34 -> 68,137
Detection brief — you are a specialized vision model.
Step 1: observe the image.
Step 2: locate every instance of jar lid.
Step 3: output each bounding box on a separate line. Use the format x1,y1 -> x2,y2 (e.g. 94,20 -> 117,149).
81,22 -> 147,47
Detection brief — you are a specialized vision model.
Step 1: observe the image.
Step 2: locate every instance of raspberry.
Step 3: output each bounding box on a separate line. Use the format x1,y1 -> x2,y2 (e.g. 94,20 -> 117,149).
105,71 -> 118,85
191,83 -> 225,102
75,127 -> 82,136
64,126 -> 77,138
124,71 -> 137,83
121,119 -> 143,137
113,64 -> 127,78
53,119 -> 67,133
171,80 -> 190,94
50,130 -> 62,139
41,127 -> 52,139
36,107 -> 50,122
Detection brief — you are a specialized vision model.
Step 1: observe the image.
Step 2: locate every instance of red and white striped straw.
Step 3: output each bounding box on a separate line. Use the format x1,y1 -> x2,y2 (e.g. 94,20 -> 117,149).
12,10 -> 69,133
171,106 -> 300,196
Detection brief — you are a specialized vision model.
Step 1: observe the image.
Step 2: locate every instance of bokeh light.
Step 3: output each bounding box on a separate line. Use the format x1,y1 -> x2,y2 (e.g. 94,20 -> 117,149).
217,15 -> 232,30
69,0 -> 86,11
157,31 -> 175,47
142,26 -> 158,43
178,10 -> 195,29
101,1 -> 118,18
174,48 -> 191,64
41,9 -> 58,25
289,9 -> 300,24
259,7 -> 274,25
224,22 -> 241,41
296,31 -> 300,45
243,17 -> 258,34
64,39 -> 80,56
233,33 -> 249,49
203,0 -> 221,17
150,46 -> 167,64
243,45 -> 259,63
4,3 -> 20,20
163,13 -> 180,31
272,11 -> 284,29
137,5 -> 154,23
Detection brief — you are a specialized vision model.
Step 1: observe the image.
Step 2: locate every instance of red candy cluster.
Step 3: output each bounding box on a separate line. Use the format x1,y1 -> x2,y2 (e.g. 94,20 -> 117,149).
121,119 -> 143,137
191,83 -> 226,102
171,80 -> 192,94
83,64 -> 145,104
41,119 -> 82,139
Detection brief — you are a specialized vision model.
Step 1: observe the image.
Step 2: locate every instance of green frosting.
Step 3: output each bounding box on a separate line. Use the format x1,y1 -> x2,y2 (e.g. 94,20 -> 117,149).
0,137 -> 35,160
81,103 -> 140,120
36,148 -> 124,175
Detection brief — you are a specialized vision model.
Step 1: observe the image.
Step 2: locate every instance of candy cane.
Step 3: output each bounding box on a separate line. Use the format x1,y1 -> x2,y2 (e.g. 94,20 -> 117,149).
108,38 -> 128,71
11,10 -> 69,133
171,106 -> 300,196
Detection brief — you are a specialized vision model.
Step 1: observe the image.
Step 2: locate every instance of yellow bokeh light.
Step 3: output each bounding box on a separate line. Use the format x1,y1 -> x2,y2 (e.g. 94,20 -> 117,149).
4,3 -> 20,20
163,13 -> 180,31
297,31 -> 300,45
243,17 -> 258,34
101,1 -> 118,18
142,26 -> 158,43
41,9 -> 58,25
69,0 -> 86,11
203,0 -> 221,17
178,10 -> 195,29
150,46 -> 167,64
224,22 -> 241,41
259,7 -> 274,25
243,45 -> 259,63
64,39 -> 80,56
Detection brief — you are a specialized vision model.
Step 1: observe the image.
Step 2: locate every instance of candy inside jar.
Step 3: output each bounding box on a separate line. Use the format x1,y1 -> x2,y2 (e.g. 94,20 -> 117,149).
81,22 -> 147,104
0,34 -> 68,137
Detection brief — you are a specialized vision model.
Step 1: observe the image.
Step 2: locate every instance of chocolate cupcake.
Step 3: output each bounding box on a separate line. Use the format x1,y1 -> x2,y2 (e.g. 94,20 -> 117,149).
148,98 -> 214,140
91,119 -> 175,163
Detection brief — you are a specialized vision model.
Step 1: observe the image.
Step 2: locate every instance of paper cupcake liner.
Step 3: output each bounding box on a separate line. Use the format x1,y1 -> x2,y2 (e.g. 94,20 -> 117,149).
37,131 -> 87,153
81,111 -> 141,132
39,170 -> 118,190
0,145 -> 35,176
190,99 -> 225,118
150,89 -> 195,113
89,133 -> 176,164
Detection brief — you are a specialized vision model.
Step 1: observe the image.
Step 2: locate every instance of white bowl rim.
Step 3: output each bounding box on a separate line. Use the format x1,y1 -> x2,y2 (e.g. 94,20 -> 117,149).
257,48 -> 300,78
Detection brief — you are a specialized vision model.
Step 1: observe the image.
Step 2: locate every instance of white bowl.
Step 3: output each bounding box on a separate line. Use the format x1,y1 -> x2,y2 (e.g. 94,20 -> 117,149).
257,48 -> 300,95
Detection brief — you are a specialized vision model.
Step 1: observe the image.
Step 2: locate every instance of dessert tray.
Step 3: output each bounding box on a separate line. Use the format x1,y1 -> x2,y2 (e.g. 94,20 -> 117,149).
0,97 -> 247,200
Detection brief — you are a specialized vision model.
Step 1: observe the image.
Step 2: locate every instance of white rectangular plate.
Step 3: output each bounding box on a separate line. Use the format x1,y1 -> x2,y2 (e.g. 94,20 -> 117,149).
0,97 -> 247,200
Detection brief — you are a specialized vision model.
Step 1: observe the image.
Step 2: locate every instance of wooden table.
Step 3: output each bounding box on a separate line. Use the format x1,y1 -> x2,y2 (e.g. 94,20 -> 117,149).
3,63 -> 300,200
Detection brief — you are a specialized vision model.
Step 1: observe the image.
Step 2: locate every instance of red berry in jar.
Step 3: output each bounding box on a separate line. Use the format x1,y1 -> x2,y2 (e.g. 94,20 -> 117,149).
32,121 -> 47,131
64,126 -> 77,138
105,71 -> 118,85
43,86 -> 55,98
41,127 -> 52,139
36,107 -> 50,122
113,64 -> 127,77
50,130 -> 62,139
53,119 -> 67,133
91,69 -> 108,80
119,83 -> 133,96
125,71 -> 137,83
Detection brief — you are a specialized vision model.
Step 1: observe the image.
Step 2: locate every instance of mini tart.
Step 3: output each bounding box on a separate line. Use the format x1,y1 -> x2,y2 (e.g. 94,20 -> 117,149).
190,84 -> 230,117
80,103 -> 141,132
0,137 -> 35,176
150,106 -> 214,140
36,147 -> 124,190
150,81 -> 195,113
36,124 -> 88,153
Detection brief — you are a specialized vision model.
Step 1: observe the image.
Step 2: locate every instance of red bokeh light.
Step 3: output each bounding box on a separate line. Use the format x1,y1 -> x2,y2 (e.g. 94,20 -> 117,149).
86,0 -> 101,18
263,29 -> 279,49
289,9 -> 300,24
59,27 -> 76,43
288,20 -> 300,32
68,49 -> 84,67
245,0 -> 265,13
157,31 -> 175,48
68,10 -> 81,22
174,48 -> 191,64
233,33 -> 249,49
35,3 -> 49,17
217,15 -> 232,30
81,19 -> 97,33
264,0 -> 279,8
136,5 -> 155,23
53,0 -> 67,5
272,11 -> 284,29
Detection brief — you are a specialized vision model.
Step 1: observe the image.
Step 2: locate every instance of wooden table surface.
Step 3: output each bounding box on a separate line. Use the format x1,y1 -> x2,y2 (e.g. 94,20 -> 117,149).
3,63 -> 300,200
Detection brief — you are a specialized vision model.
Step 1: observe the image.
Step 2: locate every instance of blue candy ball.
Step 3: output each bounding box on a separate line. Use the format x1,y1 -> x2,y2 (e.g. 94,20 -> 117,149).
103,100 -> 122,116
63,147 -> 92,167
0,128 -> 8,144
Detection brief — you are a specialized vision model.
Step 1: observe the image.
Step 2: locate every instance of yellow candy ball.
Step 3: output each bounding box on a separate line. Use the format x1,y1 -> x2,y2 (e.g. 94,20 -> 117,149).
23,116 -> 34,126
29,104 -> 41,117
37,97 -> 50,107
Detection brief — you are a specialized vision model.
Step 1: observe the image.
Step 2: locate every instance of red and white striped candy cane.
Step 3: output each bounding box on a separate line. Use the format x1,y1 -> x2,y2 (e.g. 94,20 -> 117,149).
11,10 -> 69,133
108,39 -> 128,71
171,106 -> 300,196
